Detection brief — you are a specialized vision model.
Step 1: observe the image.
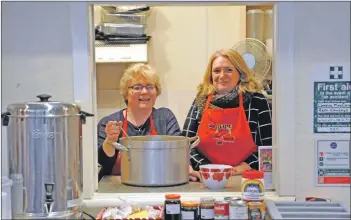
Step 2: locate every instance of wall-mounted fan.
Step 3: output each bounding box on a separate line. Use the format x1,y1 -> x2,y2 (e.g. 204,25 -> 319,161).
232,38 -> 271,80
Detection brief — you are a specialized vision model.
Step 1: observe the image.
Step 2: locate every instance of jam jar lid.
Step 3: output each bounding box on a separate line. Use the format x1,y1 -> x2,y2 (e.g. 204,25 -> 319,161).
165,194 -> 181,200
242,170 -> 264,179
200,197 -> 215,203
181,201 -> 198,207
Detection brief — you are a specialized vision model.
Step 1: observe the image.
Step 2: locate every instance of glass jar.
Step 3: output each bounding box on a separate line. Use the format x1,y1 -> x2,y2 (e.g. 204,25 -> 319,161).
164,194 -> 181,220
199,197 -> 215,220
181,201 -> 198,220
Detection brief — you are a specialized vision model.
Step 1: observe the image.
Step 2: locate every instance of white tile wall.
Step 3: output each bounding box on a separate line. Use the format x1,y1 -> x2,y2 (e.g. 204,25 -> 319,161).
1,2 -> 74,176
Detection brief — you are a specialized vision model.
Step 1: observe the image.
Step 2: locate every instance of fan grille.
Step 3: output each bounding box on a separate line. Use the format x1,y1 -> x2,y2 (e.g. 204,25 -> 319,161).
233,38 -> 271,80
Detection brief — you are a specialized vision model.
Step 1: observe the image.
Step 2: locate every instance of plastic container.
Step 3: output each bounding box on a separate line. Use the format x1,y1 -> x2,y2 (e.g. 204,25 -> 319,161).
102,14 -> 147,25
246,10 -> 264,42
265,38 -> 273,57
1,176 -> 13,219
263,10 -> 273,41
241,170 -> 265,202
10,173 -> 24,216
98,23 -> 146,37
96,206 -> 163,220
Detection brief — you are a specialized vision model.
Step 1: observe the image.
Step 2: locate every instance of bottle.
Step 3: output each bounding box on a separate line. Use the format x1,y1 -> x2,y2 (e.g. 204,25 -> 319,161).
1,176 -> 13,219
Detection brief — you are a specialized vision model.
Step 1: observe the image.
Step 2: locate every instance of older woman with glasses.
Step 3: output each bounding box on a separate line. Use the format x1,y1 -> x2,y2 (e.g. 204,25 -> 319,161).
97,63 -> 182,181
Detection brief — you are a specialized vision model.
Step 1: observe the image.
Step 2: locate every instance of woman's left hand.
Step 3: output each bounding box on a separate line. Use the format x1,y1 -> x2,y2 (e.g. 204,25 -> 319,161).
231,162 -> 251,175
189,165 -> 202,182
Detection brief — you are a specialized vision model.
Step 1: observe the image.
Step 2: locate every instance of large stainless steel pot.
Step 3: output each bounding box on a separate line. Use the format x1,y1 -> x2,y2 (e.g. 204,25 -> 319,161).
1,94 -> 94,219
113,135 -> 200,187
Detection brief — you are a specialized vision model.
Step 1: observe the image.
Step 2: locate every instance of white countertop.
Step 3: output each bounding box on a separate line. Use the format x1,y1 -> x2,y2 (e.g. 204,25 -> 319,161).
83,175 -> 295,208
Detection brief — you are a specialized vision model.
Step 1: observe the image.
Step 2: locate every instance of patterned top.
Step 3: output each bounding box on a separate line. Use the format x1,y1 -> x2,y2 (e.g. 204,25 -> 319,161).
182,89 -> 272,171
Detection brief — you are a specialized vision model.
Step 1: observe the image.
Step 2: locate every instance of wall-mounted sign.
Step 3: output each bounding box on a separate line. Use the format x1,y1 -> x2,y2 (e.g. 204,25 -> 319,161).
315,140 -> 350,187
313,81 -> 351,133
329,66 -> 343,80
259,146 -> 273,189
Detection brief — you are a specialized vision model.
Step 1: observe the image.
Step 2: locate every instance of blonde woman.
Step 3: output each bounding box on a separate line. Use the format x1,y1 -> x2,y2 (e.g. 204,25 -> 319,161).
183,49 -> 272,182
97,63 -> 181,181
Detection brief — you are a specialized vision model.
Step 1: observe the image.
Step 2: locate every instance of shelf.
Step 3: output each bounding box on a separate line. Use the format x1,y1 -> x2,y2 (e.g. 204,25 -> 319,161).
95,42 -> 148,63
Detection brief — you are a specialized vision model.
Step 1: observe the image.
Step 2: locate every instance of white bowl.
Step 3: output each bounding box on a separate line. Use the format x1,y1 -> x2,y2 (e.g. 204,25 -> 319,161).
199,164 -> 232,173
200,171 -> 231,189
199,164 -> 233,189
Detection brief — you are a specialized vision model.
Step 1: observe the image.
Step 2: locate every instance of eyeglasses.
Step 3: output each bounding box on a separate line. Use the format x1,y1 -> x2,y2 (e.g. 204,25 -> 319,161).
128,84 -> 156,92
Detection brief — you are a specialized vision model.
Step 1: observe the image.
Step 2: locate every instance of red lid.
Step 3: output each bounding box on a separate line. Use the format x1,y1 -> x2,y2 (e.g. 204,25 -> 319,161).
242,170 -> 264,179
165,194 -> 181,199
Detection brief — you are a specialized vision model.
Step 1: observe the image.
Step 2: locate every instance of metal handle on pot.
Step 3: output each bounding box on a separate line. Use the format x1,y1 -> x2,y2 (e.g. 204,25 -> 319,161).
37,94 -> 52,102
1,112 -> 10,126
79,111 -> 94,124
111,142 -> 129,152
189,136 -> 200,149
111,142 -> 131,161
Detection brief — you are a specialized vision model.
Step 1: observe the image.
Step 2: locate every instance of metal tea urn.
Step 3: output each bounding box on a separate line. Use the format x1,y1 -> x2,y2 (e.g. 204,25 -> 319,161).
1,94 -> 94,219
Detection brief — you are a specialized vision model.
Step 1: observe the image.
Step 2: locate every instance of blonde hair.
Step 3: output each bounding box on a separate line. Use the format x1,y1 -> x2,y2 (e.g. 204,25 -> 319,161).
197,49 -> 263,96
120,63 -> 162,99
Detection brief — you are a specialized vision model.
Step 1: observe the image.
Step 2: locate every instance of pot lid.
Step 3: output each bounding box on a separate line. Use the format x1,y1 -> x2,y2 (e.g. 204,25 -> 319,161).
6,94 -> 80,117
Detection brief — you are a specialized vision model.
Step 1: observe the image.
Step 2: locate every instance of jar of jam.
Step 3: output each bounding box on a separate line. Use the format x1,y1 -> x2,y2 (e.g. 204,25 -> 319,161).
199,197 -> 215,220
181,201 -> 198,220
164,194 -> 181,220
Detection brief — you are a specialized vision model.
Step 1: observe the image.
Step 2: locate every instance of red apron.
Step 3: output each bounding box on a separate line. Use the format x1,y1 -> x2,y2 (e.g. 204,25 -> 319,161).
196,92 -> 257,166
111,110 -> 157,175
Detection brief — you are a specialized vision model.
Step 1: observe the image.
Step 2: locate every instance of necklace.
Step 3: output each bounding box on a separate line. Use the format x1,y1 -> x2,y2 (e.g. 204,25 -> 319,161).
132,120 -> 147,135
126,109 -> 151,135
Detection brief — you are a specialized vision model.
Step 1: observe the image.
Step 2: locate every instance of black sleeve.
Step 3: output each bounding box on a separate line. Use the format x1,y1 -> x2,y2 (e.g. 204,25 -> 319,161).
257,96 -> 273,146
244,153 -> 259,170
182,99 -> 211,170
244,94 -> 272,170
164,108 -> 182,136
190,149 -> 212,171
97,117 -> 118,174
182,99 -> 201,138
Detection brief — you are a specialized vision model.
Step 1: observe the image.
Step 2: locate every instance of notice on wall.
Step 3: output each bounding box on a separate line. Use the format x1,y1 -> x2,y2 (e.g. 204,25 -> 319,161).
259,146 -> 273,189
313,81 -> 351,133
315,140 -> 350,187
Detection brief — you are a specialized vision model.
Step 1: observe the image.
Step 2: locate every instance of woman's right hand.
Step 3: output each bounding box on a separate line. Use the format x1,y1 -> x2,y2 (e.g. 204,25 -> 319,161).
105,121 -> 123,142
103,121 -> 123,157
